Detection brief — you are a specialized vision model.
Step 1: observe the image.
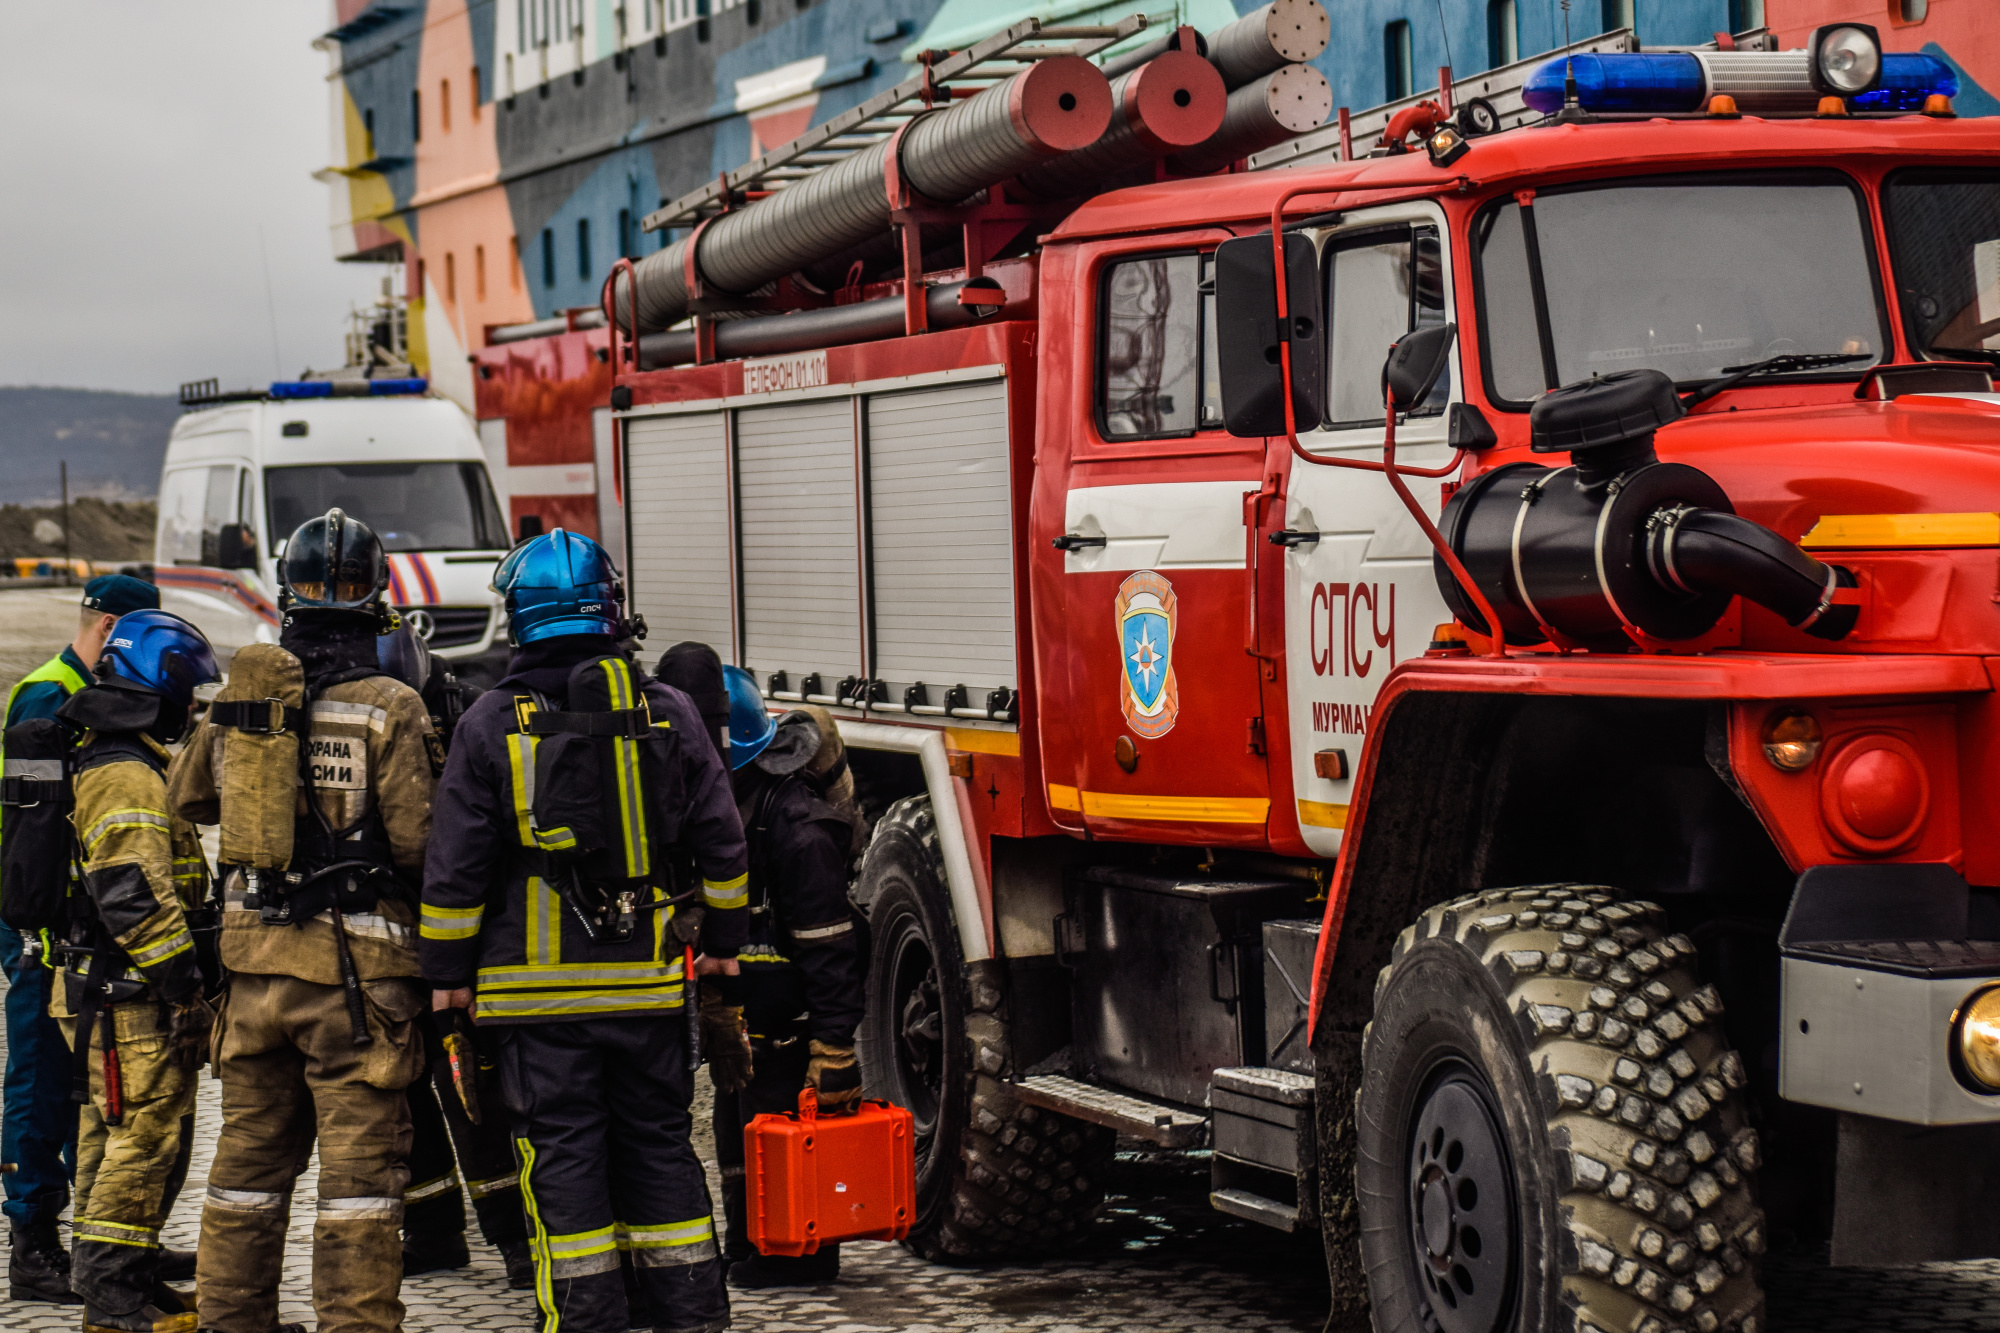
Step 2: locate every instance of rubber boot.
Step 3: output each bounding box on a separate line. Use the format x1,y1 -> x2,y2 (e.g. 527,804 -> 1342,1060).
8,1218 -> 81,1304
399,1229 -> 470,1276
81,1301 -> 198,1333
156,1249 -> 198,1283
498,1238 -> 535,1291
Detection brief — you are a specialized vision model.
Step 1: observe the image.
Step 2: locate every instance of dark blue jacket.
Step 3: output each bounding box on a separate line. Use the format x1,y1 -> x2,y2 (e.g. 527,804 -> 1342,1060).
419,639 -> 748,1023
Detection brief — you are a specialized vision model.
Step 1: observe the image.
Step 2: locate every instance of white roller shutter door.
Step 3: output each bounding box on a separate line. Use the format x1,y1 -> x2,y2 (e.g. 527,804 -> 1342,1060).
736,399 -> 862,685
867,380 -> 1014,693
623,412 -> 733,655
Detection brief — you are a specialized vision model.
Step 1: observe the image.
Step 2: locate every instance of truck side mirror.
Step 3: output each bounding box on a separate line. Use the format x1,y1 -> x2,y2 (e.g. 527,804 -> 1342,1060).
215,523 -> 259,570
1383,322 -> 1457,409
1214,233 -> 1323,437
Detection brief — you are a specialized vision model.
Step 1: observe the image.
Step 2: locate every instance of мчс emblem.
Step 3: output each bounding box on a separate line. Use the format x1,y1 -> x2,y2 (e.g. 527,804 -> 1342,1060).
1116,570 -> 1178,739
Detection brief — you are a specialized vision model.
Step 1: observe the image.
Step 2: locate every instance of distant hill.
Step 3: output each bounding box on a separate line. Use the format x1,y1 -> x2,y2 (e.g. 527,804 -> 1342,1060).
0,387 -> 180,502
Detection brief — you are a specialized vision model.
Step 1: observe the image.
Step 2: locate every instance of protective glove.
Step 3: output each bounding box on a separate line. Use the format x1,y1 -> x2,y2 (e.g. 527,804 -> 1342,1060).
699,983 -> 754,1093
807,1039 -> 863,1114
166,998 -> 215,1073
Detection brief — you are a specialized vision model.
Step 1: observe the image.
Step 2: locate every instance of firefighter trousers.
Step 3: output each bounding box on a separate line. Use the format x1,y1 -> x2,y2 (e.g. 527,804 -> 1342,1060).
713,1035 -> 838,1276
405,1011 -> 526,1248
495,1016 -> 728,1333
195,972 -> 426,1333
56,1000 -> 195,1318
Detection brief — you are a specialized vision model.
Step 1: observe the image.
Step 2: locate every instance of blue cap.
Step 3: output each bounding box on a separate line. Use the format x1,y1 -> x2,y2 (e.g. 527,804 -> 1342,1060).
82,574 -> 160,619
498,529 -> 625,645
722,666 -> 775,770
98,610 -> 219,709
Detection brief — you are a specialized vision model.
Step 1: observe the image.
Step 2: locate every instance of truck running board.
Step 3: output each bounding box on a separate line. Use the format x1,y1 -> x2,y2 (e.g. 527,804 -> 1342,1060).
1209,1187 -> 1301,1232
1011,1075 -> 1208,1148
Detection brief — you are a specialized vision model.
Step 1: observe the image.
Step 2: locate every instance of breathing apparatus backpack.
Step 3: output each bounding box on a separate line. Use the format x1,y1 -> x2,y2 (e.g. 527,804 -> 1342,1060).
0,717 -> 79,931
522,653 -> 682,943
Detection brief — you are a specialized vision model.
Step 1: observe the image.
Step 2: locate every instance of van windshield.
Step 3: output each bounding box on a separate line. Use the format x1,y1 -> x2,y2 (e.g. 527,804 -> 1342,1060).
266,462 -> 507,552
1475,172 -> 1887,404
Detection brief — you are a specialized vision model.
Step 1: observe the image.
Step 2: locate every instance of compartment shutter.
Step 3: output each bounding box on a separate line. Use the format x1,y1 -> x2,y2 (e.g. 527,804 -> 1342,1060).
736,399 -> 861,685
867,380 -> 1014,694
624,412 -> 732,653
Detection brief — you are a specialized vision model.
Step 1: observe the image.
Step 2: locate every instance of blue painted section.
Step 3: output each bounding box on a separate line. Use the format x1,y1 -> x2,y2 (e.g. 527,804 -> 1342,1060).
468,0 -> 499,104
341,7 -> 428,237
530,148 -> 666,317
1313,0 -> 1735,113
1922,40 -> 2000,118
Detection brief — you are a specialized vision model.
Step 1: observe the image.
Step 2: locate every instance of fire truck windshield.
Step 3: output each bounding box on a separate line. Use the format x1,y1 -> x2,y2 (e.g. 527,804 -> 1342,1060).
1475,172 -> 1886,405
1881,169 -> 2000,368
266,462 -> 509,552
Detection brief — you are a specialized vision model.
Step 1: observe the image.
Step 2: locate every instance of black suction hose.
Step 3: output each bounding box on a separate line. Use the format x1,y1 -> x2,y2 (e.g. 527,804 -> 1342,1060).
1648,507 -> 1857,640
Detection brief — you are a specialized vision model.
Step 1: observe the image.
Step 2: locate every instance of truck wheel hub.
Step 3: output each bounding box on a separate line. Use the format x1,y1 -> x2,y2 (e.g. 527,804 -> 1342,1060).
1407,1070 -> 1514,1333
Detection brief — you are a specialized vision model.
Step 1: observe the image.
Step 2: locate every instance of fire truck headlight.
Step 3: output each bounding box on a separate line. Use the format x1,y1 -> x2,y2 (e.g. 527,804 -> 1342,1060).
1761,709 -> 1823,771
1954,985 -> 2000,1092
1810,24 -> 1883,97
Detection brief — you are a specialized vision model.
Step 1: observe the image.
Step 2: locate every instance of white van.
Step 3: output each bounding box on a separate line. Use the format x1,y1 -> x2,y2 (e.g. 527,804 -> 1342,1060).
156,383 -> 513,685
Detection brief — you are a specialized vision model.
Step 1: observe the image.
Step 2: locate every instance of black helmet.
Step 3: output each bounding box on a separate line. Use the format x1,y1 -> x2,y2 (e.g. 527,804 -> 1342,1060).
280,508 -> 388,610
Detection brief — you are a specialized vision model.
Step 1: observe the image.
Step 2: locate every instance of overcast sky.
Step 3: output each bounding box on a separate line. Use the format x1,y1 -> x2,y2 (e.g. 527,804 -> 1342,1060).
1,3 -> 388,396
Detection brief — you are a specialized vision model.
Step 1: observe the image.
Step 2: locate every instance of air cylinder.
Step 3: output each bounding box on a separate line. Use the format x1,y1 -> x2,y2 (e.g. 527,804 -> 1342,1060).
619,57 -> 1112,335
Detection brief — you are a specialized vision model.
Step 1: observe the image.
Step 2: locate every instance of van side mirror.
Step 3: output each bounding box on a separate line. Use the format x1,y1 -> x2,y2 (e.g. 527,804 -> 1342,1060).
1383,322 -> 1457,409
1214,233 -> 1323,437
215,523 -> 259,570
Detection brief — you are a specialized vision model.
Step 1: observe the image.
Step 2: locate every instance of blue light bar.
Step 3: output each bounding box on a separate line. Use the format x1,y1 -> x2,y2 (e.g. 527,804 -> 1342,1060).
1523,53 -> 1704,114
1851,53 -> 1958,111
267,377 -> 429,399
1523,49 -> 1957,116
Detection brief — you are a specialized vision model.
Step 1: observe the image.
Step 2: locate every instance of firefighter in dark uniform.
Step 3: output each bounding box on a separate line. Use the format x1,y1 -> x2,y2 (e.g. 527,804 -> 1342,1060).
713,667 -> 867,1289
47,609 -> 218,1333
169,510 -> 440,1333
420,530 -> 747,1333
374,623 -> 535,1289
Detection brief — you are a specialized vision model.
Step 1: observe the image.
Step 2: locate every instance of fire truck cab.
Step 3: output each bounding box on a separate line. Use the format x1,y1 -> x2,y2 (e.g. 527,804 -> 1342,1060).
590,24 -> 2000,1333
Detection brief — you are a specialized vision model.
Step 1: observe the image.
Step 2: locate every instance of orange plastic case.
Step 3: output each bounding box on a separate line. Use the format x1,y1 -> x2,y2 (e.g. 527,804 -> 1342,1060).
744,1090 -> 915,1256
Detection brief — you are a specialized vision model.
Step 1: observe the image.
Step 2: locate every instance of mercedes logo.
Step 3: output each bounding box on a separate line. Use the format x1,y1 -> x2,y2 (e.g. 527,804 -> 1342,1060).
405,608 -> 436,641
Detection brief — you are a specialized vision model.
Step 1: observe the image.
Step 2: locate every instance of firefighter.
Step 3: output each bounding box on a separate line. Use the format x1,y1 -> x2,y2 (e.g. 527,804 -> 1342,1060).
374,621 -> 535,1289
45,608 -> 218,1333
1,575 -> 193,1304
168,510 -> 439,1333
421,530 -> 747,1333
713,668 -> 867,1289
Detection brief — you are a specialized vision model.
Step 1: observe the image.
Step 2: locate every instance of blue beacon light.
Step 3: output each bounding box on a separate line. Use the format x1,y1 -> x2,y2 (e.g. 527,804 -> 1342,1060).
268,378 -> 430,399
1522,51 -> 1956,115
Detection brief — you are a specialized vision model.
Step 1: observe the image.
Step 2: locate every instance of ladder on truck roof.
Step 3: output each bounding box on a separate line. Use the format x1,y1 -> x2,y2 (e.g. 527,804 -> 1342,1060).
639,12 -> 1154,236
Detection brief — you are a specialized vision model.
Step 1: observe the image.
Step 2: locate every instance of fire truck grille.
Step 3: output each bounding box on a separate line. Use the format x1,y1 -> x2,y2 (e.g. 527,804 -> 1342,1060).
400,605 -> 491,650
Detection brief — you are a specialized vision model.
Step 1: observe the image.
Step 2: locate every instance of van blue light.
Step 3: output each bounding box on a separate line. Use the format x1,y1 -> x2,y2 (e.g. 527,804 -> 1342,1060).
267,378 -> 429,399
1522,50 -> 1955,115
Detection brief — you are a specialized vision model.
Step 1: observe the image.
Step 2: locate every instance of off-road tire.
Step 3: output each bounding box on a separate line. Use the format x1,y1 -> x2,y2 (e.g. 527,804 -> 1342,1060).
856,796 -> 1115,1260
1358,885 -> 1766,1333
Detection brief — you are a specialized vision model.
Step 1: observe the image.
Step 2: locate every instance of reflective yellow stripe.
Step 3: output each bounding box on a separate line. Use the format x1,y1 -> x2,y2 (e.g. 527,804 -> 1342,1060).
420,903 -> 484,941
736,950 -> 789,965
1800,511 -> 2000,549
525,877 -> 561,966
1296,799 -> 1350,830
601,658 -> 651,879
617,1217 -> 714,1248
74,1218 -> 159,1249
476,959 -> 685,989
466,1172 -> 520,1199
547,1226 -> 619,1259
946,727 -> 1020,756
702,872 -> 748,911
1047,783 -> 1082,813
82,807 -> 169,852
1065,791 -> 1269,825
516,1137 -> 558,1322
127,930 -> 193,967
507,732 -> 538,848
407,1171 -> 462,1203
475,989 -> 687,1020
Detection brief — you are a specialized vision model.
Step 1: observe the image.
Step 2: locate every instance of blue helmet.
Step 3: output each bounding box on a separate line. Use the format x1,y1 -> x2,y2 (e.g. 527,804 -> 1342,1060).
722,666 -> 774,770
97,610 -> 219,709
496,529 -> 630,645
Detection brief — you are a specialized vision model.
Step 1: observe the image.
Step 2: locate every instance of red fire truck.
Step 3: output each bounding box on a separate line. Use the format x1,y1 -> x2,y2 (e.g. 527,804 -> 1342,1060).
514,10 -> 2000,1331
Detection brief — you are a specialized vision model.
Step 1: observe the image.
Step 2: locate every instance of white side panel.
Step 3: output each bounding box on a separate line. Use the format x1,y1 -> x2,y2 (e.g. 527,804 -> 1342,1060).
1061,481 -> 1251,574
476,419 -> 510,511
624,412 -> 733,655
867,380 -> 1015,692
736,399 -> 860,683
592,407 -> 626,572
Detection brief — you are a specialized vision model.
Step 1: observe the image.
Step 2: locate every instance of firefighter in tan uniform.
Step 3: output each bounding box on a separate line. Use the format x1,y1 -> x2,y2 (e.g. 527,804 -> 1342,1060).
47,610 -> 219,1333
166,511 -> 438,1333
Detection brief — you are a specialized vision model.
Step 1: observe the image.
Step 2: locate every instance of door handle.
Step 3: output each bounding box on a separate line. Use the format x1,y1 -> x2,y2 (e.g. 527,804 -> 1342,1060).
1269,529 -> 1321,547
1052,533 -> 1107,551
